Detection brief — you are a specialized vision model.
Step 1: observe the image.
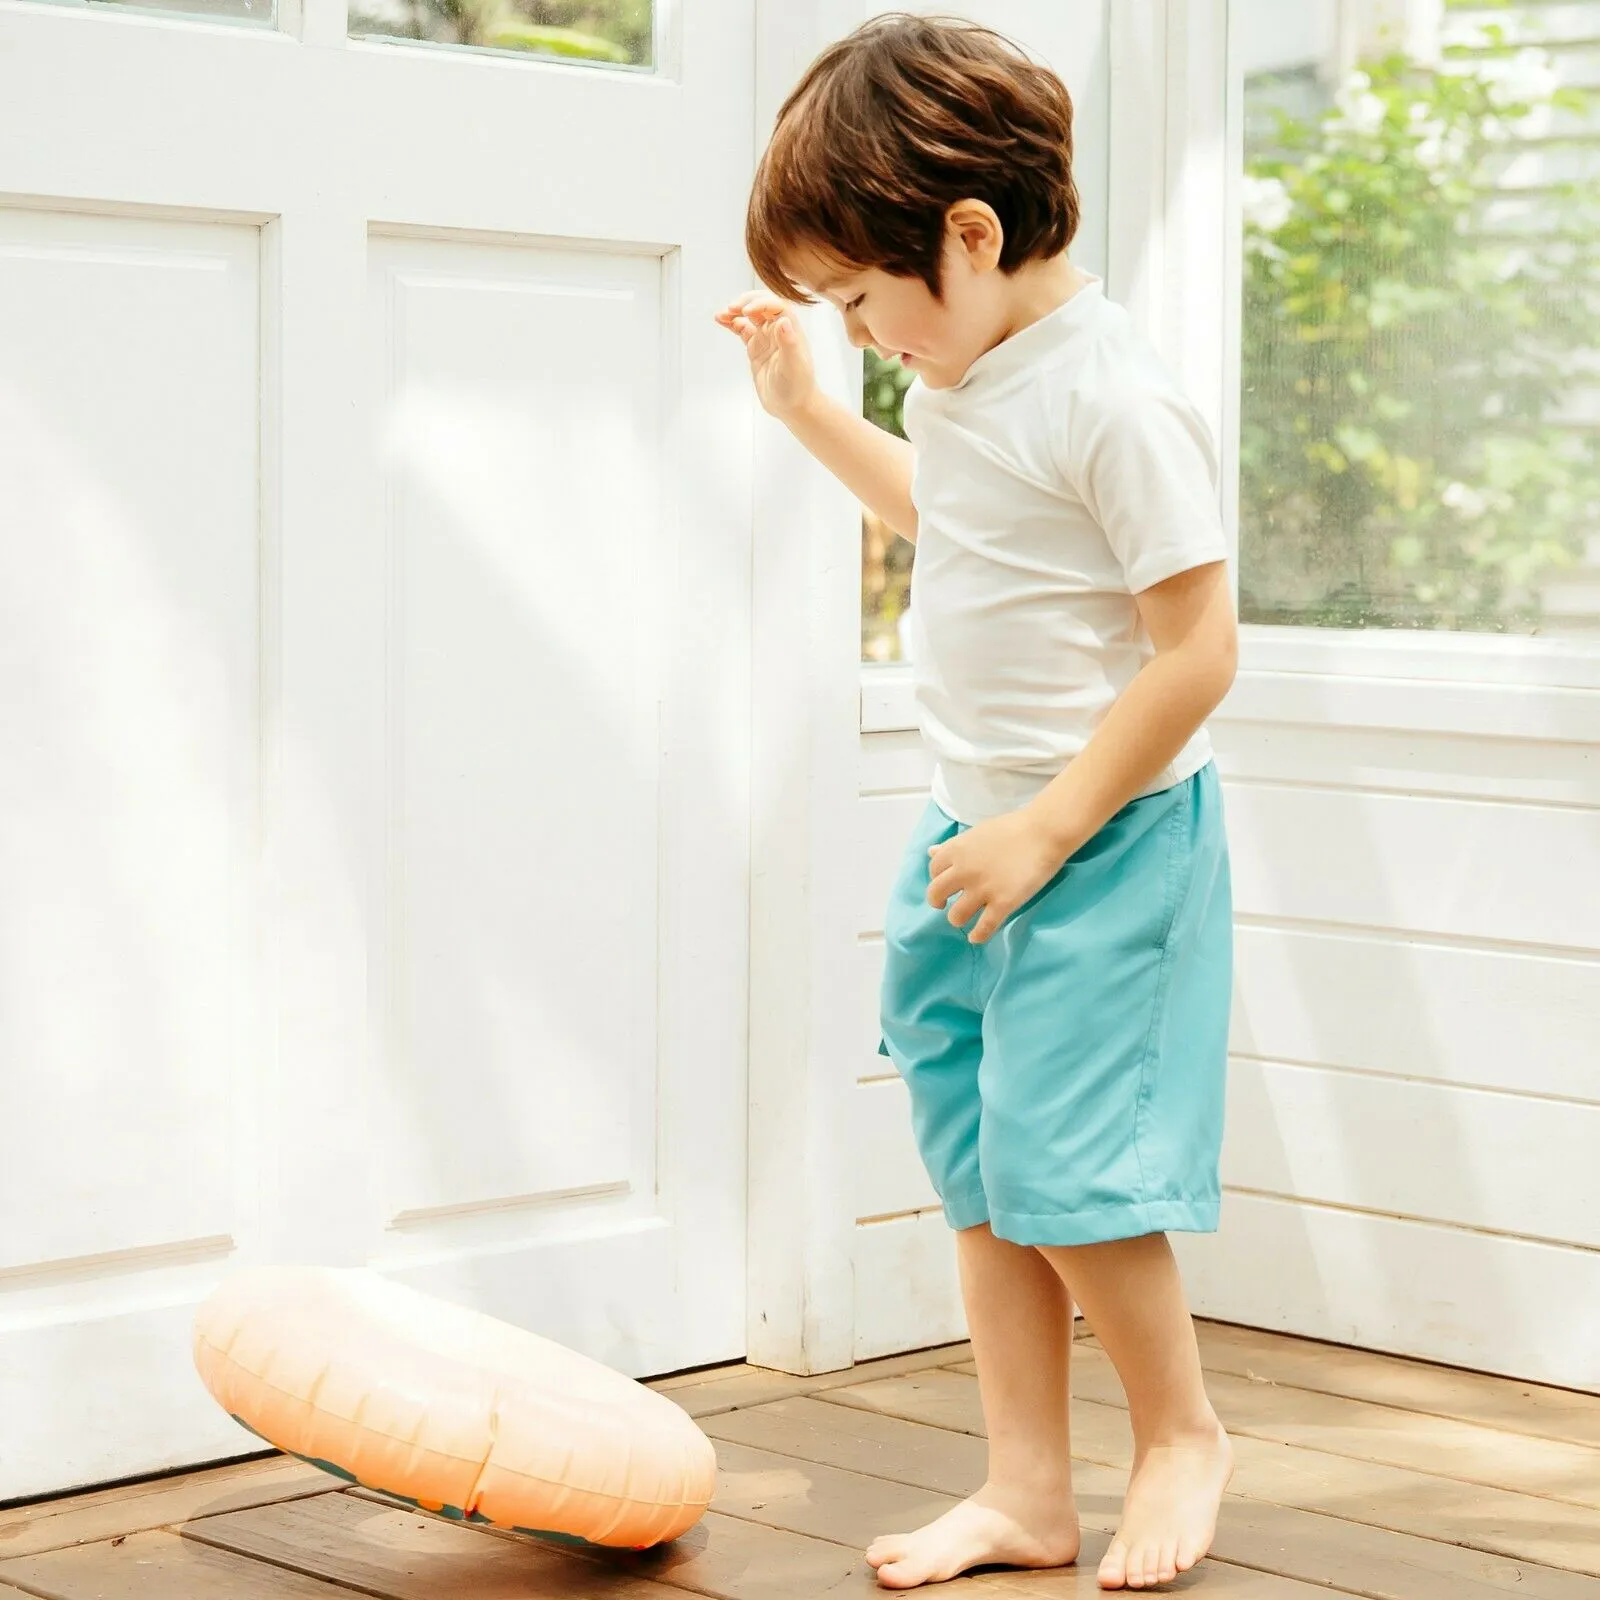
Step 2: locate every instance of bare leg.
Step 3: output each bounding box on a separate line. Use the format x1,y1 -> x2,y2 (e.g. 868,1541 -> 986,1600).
1040,1233 -> 1232,1591
867,1223 -> 1081,1589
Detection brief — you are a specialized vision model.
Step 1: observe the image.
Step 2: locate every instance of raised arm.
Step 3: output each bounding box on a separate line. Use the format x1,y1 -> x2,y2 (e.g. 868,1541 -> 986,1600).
717,293 -> 918,542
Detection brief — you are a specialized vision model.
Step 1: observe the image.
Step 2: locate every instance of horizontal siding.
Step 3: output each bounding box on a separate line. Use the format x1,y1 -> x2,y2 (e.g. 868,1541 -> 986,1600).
854,1210 -> 963,1362
856,793 -> 924,936
1176,1192 -> 1600,1391
1227,781 -> 1600,950
1232,922 -> 1598,1101
1223,1059 -> 1600,1247
854,1077 -> 939,1222
851,938 -> 887,1080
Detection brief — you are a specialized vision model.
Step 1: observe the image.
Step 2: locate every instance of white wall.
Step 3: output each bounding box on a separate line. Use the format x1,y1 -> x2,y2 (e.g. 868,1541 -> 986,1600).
852,670 -> 1600,1385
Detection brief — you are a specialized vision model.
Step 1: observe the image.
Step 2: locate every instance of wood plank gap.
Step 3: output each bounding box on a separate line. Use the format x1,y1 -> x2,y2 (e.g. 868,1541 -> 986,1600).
1220,1184 -> 1600,1254
1192,1321 -> 1600,1450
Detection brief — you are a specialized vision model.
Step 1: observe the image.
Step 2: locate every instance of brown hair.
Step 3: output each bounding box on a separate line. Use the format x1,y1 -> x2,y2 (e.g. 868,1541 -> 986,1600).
747,13 -> 1080,302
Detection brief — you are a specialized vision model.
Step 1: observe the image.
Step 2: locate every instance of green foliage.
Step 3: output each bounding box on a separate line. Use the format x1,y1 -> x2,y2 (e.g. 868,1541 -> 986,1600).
1241,42 -> 1600,630
352,0 -> 650,63
865,348 -> 916,439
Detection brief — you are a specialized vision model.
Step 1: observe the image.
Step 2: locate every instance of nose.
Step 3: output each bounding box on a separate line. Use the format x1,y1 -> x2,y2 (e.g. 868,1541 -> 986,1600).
842,306 -> 872,350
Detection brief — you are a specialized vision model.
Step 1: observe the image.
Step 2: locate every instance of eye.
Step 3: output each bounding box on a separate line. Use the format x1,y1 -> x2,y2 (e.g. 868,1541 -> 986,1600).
846,294 -> 866,311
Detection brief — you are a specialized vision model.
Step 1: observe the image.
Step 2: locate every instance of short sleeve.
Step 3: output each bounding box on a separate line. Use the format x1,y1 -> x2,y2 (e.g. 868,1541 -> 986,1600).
1062,384 -> 1229,593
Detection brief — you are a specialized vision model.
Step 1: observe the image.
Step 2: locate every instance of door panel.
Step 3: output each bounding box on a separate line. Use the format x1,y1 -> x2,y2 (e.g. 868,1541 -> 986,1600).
0,0 -> 753,1498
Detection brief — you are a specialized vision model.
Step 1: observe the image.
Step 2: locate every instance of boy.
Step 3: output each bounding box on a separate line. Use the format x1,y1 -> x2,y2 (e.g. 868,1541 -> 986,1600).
717,15 -> 1236,1593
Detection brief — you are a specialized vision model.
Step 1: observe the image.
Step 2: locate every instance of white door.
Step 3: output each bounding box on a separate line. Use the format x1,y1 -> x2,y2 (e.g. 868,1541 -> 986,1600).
0,0 -> 754,1499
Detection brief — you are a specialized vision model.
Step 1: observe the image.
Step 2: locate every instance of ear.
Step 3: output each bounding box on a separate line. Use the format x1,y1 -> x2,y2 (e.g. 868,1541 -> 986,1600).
945,200 -> 1004,273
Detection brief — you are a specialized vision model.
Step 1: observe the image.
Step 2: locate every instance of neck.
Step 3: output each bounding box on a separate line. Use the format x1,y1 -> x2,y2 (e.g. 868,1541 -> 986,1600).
996,255 -> 1089,343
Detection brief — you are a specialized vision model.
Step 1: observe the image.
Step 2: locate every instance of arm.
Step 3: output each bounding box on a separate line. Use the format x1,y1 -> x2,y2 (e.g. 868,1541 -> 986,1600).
927,562 -> 1237,946
784,390 -> 918,542
1025,560 -> 1237,853
717,292 -> 918,541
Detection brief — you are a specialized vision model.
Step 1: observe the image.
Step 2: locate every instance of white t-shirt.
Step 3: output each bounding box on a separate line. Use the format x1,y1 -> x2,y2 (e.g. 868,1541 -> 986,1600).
901,276 -> 1229,824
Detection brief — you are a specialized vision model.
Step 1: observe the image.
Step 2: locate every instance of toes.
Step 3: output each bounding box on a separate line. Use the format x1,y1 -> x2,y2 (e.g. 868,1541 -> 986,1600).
1098,1539 -> 1129,1590
875,1557 -> 927,1591
1125,1544 -> 1155,1589
866,1540 -> 904,1571
1158,1540 -> 1179,1584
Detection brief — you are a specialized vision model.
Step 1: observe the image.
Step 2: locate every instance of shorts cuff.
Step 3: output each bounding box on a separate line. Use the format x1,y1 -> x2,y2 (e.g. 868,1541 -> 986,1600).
988,1197 -> 1219,1247
941,1190 -> 992,1232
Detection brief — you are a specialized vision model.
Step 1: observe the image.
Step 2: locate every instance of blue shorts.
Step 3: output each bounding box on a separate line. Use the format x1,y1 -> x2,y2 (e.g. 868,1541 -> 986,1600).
878,765 -> 1232,1248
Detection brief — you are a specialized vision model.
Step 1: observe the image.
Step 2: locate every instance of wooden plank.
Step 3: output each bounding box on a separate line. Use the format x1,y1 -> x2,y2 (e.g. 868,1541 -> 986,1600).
1221,1059 -> 1600,1247
826,1369 -> 1600,1576
1061,1344 -> 1600,1510
1193,1321 -> 1600,1452
650,1364 -> 764,1394
710,1436 -> 1357,1597
854,1211 -> 967,1362
0,1528 -> 365,1599
853,1077 -> 939,1221
658,1339 -> 971,1420
181,1493 -> 681,1597
1174,1191 -> 1600,1392
706,1394 -> 1600,1600
333,1491 -> 878,1600
1224,782 -> 1600,952
0,1457 -> 338,1560
1228,924 -> 1600,1104
848,937 -> 887,1083
855,794 -> 924,936
1213,718 -> 1600,810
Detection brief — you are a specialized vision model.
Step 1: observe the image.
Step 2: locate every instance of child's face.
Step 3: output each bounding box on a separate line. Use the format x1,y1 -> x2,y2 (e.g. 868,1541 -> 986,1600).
791,225 -> 1008,390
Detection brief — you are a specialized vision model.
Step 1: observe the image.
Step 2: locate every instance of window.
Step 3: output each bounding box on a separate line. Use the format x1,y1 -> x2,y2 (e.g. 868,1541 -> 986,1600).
350,0 -> 652,65
1237,0 -> 1600,634
862,349 -> 915,662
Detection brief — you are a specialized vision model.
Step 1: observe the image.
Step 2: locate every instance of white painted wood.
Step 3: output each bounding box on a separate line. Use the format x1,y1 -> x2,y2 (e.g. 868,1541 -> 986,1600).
867,660 -> 1600,745
851,938 -> 889,1082
1223,1059 -> 1600,1249
1176,1192 -> 1600,1392
854,1211 -> 965,1362
369,236 -> 660,1233
1232,924 -> 1600,1104
855,1078 -> 941,1222
859,729 -> 934,796
1214,720 -> 1600,810
0,211 -> 259,1279
856,793 -> 926,936
1242,622 -> 1600,691
0,0 -> 756,1498
745,0 -> 869,1378
1227,782 -> 1600,952
1224,670 -> 1600,747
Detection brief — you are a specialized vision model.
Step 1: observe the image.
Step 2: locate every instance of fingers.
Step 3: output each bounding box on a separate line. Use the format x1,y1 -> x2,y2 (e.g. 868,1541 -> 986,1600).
715,292 -> 791,335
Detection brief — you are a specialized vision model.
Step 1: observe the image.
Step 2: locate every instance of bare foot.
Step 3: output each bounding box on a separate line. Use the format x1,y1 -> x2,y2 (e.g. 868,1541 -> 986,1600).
1098,1422 -> 1233,1590
866,1480 -> 1080,1590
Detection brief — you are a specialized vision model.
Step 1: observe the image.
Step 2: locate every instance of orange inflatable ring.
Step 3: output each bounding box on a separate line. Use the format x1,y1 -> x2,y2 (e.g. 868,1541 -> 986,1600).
193,1265 -> 717,1549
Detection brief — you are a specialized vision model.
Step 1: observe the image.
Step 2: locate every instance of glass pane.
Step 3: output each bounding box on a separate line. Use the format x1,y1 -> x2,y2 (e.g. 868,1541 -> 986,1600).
350,0 -> 652,65
26,0 -> 272,22
863,349 -> 915,662
1237,0 -> 1600,633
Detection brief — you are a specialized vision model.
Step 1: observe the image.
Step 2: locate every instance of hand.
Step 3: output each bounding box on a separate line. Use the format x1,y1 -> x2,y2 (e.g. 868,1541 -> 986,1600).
927,807 -> 1077,945
714,292 -> 818,422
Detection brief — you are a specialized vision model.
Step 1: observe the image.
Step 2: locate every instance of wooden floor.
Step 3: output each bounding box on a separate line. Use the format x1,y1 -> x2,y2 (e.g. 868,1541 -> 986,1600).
4,1321 -> 1599,1598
